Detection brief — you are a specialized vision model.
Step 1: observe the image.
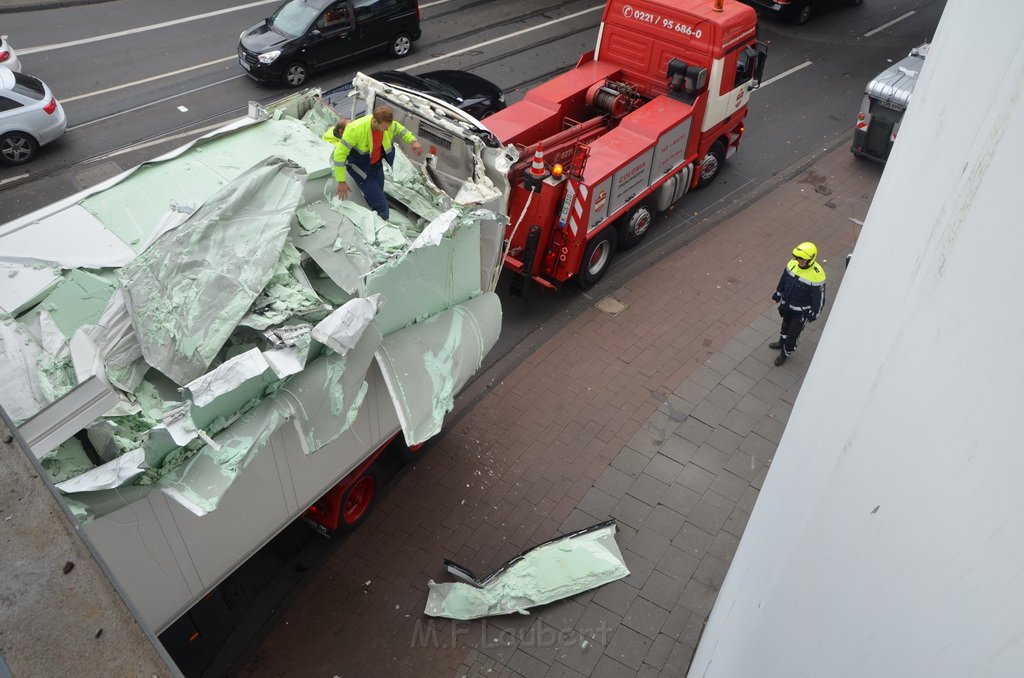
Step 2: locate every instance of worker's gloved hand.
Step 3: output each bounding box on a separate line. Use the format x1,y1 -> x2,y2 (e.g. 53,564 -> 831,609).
410,140 -> 424,156
336,182 -> 350,200
771,292 -> 781,302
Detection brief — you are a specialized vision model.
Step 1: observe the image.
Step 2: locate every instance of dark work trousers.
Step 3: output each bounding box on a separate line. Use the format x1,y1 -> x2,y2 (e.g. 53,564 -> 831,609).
778,307 -> 807,355
350,161 -> 388,219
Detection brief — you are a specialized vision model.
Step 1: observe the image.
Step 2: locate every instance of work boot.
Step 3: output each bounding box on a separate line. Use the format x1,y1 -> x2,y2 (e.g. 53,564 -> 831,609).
774,351 -> 787,366
769,341 -> 782,350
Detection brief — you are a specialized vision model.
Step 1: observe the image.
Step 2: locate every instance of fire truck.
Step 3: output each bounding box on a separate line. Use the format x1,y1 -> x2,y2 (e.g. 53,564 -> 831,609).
485,0 -> 767,291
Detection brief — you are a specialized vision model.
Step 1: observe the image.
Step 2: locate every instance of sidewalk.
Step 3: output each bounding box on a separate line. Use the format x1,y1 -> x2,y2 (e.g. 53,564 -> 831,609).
234,143 -> 881,678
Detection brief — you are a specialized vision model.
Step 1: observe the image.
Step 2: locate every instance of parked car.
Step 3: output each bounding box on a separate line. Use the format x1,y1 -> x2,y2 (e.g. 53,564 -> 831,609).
239,0 -> 421,87
371,69 -> 505,119
738,0 -> 862,25
0,34 -> 21,73
0,67 -> 66,165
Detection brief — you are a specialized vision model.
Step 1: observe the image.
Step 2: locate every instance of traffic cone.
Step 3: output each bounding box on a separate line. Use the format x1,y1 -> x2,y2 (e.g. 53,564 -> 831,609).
524,143 -> 548,191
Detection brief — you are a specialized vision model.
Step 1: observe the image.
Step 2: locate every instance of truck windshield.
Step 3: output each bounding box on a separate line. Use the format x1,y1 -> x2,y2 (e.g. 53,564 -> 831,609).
269,0 -> 321,38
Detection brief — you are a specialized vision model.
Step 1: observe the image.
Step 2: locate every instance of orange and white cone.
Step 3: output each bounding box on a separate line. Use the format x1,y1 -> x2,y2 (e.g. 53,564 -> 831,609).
524,143 -> 548,191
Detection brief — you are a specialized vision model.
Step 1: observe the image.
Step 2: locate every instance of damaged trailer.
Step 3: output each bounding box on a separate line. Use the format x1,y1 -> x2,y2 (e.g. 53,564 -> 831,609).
0,75 -> 514,635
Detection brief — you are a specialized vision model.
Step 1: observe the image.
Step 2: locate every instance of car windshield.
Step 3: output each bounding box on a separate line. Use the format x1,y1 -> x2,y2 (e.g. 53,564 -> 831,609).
12,72 -> 43,100
420,77 -> 460,100
269,0 -> 322,38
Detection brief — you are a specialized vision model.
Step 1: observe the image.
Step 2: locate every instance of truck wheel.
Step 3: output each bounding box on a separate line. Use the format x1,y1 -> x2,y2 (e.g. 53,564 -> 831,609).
617,201 -> 653,250
388,33 -> 412,58
281,62 -> 309,88
0,132 -> 38,165
337,468 -> 379,531
696,140 -> 726,189
577,228 -> 617,290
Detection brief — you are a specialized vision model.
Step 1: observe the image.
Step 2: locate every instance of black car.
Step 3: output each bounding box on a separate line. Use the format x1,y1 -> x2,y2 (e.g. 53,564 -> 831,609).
738,0 -> 861,24
239,0 -> 421,87
370,69 -> 506,119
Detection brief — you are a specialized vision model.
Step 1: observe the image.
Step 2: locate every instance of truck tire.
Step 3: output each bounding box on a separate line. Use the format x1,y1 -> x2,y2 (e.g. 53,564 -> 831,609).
795,5 -> 812,24
617,201 -> 654,250
388,33 -> 413,58
577,228 -> 617,290
696,140 -> 726,189
281,62 -> 309,88
337,468 -> 379,532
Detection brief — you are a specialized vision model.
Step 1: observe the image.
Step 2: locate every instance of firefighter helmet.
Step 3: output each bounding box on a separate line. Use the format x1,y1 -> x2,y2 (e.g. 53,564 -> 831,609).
792,242 -> 818,263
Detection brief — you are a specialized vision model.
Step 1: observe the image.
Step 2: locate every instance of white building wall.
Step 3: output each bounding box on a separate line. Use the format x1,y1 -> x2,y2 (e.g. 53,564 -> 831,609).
688,1 -> 1024,676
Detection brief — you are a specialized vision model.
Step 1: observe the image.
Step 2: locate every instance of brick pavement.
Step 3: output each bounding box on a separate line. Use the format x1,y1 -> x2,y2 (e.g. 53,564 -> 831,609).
235,144 -> 881,678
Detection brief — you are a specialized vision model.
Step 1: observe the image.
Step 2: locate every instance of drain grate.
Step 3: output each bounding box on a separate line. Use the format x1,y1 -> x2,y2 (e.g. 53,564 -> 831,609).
595,295 -> 627,316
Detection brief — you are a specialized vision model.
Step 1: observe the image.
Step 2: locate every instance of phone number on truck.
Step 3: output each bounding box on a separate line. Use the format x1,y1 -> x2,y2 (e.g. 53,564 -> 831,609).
621,5 -> 704,39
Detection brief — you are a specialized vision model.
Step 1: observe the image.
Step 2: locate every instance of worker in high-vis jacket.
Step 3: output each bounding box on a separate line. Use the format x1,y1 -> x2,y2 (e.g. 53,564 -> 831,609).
332,106 -> 423,219
770,241 -> 826,366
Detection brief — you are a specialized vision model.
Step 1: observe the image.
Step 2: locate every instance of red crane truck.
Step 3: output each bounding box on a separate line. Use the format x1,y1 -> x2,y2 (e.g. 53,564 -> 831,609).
486,0 -> 767,291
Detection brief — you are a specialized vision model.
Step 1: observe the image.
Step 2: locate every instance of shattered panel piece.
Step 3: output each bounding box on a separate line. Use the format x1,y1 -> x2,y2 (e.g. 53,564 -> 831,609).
375,292 -> 500,445
424,521 -> 630,620
311,295 -> 381,355
119,157 -> 306,385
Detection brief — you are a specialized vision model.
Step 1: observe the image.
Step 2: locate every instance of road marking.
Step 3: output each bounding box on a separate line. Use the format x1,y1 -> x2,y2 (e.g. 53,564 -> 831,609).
68,74 -> 247,131
759,60 -> 813,88
17,1 -> 280,55
62,57 -> 237,103
863,10 -> 916,38
0,173 -> 30,186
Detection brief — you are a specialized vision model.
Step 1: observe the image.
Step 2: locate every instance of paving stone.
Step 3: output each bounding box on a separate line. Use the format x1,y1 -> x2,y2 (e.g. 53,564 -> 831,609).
672,379 -> 711,406
719,408 -> 758,437
707,530 -> 741,564
690,399 -> 728,428
687,364 -> 723,390
657,394 -> 695,422
612,494 -> 655,529
655,545 -> 700,582
592,655 -> 636,678
627,426 -> 665,459
518,621 -> 563,665
749,377 -> 786,403
737,485 -> 760,513
562,508 -> 603,534
659,606 -> 694,641
611,447 -> 650,479
657,435 -> 699,465
678,609 -> 706,648
643,505 -> 687,540
705,383 -> 742,411
637,663 -> 662,678
663,640 -> 696,675
621,550 -> 656,589
752,414 -> 786,444
639,570 -> 686,611
686,497 -> 732,535
723,450 -> 762,482
676,463 -> 715,495
751,464 -> 770,490
592,579 -> 639,617
627,474 -> 670,506
605,624 -> 654,670
705,426 -> 743,456
693,553 -> 730,589
594,466 -> 634,499
735,392 -> 771,418
544,662 -> 586,678
659,484 -> 701,517
575,601 -> 622,647
675,416 -> 713,446
734,355 -> 772,382
672,523 -> 715,559
621,595 -> 670,640
720,369 -> 756,396
690,444 -> 730,476
644,454 -> 685,485
718,337 -> 753,361
579,486 -> 619,519
627,528 -> 671,563
678,578 -> 718,617
643,633 -> 676,671
552,631 -> 604,675
536,598 -> 587,633
722,506 -> 752,538
508,648 -> 551,676
704,351 -> 740,376
708,470 -> 749,503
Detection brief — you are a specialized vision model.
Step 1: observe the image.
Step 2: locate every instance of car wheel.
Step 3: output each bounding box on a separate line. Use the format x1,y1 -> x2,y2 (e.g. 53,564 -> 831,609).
281,62 -> 308,88
388,33 -> 412,58
617,200 -> 654,250
696,140 -> 726,189
577,227 -> 617,290
0,132 -> 38,165
336,468 -> 379,532
795,5 -> 812,24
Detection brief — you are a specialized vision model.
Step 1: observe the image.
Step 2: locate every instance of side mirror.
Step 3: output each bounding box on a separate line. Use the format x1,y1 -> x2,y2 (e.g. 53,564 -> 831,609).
751,42 -> 769,90
310,28 -> 323,37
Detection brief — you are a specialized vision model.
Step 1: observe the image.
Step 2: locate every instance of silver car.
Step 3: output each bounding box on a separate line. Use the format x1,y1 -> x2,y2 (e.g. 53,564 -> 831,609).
0,66 -> 66,165
0,34 -> 20,73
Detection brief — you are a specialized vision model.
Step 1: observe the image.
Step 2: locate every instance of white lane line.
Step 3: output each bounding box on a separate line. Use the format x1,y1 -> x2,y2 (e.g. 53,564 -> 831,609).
17,0 -> 280,55
863,10 -> 916,38
62,57 -> 236,103
759,60 -> 813,88
67,74 -> 247,131
0,173 -> 30,186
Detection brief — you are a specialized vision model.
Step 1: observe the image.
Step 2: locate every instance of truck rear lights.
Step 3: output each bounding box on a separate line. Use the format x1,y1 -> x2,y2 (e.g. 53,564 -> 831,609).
0,51 -> 10,63
43,98 -> 57,115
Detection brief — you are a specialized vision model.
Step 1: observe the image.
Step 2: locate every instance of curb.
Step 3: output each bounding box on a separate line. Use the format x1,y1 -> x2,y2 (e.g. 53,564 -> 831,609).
0,0 -> 114,13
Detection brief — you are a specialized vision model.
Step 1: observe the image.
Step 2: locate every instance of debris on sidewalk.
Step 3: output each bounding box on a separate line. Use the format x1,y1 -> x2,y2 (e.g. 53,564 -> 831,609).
424,520 -> 629,620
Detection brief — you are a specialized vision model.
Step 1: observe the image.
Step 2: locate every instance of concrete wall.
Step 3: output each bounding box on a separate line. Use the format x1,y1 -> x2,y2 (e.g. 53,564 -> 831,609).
688,1 -> 1024,675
